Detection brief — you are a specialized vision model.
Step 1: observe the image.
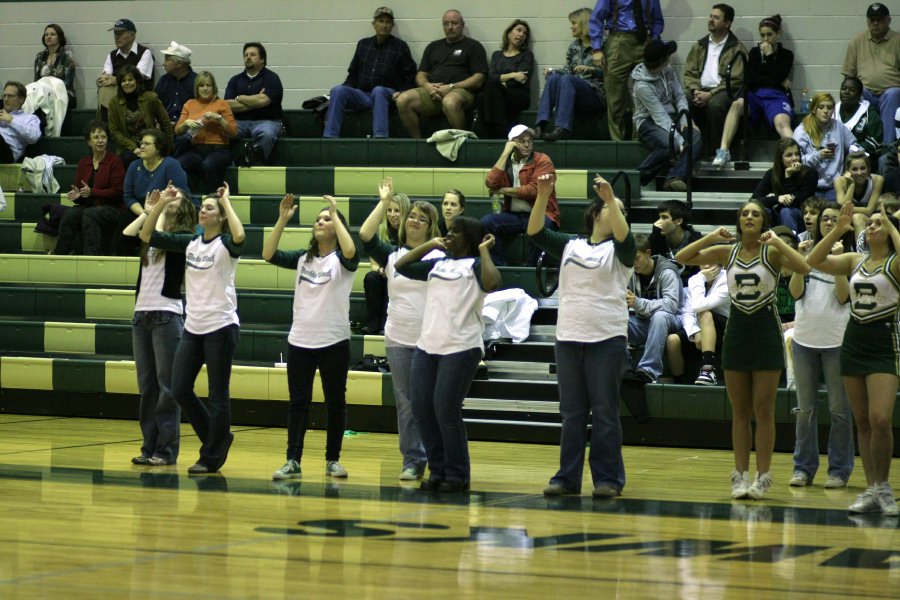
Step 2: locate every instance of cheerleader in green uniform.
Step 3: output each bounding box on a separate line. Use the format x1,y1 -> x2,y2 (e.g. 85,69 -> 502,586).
806,201 -> 900,516
676,200 -> 810,500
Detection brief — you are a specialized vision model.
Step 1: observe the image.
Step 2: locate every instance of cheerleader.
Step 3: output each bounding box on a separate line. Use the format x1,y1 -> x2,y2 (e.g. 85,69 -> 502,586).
676,200 -> 810,500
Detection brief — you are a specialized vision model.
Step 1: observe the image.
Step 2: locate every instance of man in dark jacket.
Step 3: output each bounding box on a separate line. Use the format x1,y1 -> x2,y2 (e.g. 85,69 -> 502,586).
648,199 -> 702,284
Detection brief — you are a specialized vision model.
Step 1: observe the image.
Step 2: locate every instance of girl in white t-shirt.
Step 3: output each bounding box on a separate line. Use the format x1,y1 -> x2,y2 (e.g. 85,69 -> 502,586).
395,217 -> 502,492
125,186 -> 197,467
266,195 -> 359,481
529,174 -> 635,498
360,177 -> 442,481
140,182 -> 245,475
789,203 -> 853,489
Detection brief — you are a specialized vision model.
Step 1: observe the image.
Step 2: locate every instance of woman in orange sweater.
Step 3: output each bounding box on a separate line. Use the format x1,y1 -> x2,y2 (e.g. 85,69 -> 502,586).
175,71 -> 237,194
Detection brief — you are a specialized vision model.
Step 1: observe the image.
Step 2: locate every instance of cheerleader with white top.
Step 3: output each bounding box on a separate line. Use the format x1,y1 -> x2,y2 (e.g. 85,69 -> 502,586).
395,216 -> 502,493
359,177 -> 442,481
806,201 -> 900,516
265,195 -> 359,481
140,182 -> 245,475
529,173 -> 635,498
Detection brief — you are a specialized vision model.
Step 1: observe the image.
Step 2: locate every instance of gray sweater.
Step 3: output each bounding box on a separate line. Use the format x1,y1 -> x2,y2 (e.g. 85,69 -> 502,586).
630,62 -> 690,148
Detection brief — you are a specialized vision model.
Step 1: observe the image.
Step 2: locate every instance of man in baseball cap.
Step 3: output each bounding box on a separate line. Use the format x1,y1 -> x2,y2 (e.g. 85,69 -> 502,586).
842,3 -> 900,145
96,18 -> 154,118
322,6 -> 416,138
482,124 -> 559,265
157,41 -> 197,135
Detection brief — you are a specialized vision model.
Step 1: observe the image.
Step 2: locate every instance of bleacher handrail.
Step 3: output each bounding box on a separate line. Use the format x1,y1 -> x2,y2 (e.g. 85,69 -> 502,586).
667,109 -> 695,208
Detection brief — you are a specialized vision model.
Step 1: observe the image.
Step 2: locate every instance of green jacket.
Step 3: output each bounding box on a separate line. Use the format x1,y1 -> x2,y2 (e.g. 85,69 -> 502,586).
108,91 -> 174,152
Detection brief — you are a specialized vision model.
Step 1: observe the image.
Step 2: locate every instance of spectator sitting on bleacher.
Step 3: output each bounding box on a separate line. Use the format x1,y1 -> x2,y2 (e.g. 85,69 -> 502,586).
124,128 -> 189,218
156,41 -> 196,157
96,19 -> 154,120
835,151 -> 884,236
631,39 -> 700,192
793,93 -> 859,200
225,42 -> 284,163
54,120 -> 125,255
35,24 -> 77,110
648,199 -> 701,284
751,138 -> 818,232
0,81 -> 41,163
666,261 -> 729,385
887,141 -> 900,193
477,19 -> 535,139
682,4 -> 747,161
438,189 -> 465,236
108,65 -> 174,168
483,124 -> 558,265
175,71 -> 237,194
837,76 -> 884,166
798,196 -> 826,243
533,8 -> 606,142
842,3 -> 900,146
855,192 -> 898,253
712,14 -> 794,170
324,6 -> 416,139
624,233 -> 683,384
395,10 -> 488,139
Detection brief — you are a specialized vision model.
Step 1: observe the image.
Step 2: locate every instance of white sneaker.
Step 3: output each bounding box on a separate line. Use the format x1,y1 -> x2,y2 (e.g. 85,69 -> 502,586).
712,148 -> 730,169
272,459 -> 302,481
326,460 -> 348,478
789,471 -> 811,487
848,486 -> 880,513
875,482 -> 899,516
731,470 -> 751,499
399,466 -> 422,481
824,475 -> 848,489
748,472 -> 773,500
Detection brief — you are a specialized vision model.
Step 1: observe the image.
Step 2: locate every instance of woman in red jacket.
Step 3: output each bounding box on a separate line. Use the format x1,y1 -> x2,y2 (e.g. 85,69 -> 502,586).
54,120 -> 126,255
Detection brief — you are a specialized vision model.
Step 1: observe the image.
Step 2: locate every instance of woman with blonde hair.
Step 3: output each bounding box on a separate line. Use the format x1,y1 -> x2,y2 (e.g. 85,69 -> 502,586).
792,92 -> 858,199
176,71 -> 237,193
362,190 -> 410,334
534,7 -> 605,141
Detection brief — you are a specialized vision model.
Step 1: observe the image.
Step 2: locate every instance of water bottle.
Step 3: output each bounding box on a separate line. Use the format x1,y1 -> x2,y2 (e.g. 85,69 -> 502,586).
800,88 -> 810,113
491,193 -> 502,214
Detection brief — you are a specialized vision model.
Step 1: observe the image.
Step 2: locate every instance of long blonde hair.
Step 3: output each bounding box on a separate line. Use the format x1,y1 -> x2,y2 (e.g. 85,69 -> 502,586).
800,92 -> 835,149
378,192 -> 410,244
569,8 -> 592,45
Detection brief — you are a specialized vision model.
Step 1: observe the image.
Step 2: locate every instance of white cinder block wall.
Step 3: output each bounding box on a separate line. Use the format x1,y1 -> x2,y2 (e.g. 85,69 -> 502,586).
0,0 -> 876,112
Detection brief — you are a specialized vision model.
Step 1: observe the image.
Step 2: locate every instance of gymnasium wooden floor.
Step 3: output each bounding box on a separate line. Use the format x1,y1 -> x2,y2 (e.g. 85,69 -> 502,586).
1,414 -> 898,599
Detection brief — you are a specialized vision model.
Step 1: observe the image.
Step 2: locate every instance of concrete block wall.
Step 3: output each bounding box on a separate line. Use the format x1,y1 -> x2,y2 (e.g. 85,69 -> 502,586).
0,0 -> 875,112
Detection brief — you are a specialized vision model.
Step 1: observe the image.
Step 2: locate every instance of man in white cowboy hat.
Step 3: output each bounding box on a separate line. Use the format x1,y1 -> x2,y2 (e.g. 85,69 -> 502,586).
482,124 -> 559,265
156,41 -> 197,125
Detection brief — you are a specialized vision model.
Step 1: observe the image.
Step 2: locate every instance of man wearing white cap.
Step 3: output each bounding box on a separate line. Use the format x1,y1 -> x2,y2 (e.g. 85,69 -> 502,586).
843,3 -> 900,145
156,42 -> 197,125
482,124 -> 559,265
324,7 -> 416,138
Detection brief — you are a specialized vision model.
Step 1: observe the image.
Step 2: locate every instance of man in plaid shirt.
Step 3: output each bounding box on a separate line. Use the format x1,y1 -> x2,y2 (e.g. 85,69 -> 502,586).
323,6 -> 417,139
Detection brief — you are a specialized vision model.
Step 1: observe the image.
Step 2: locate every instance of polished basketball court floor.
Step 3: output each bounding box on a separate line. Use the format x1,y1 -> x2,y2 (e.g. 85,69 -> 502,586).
1,413 -> 898,599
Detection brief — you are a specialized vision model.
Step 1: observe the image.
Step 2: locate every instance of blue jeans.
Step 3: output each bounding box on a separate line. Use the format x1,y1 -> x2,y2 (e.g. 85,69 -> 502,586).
770,206 -> 803,233
480,211 -> 556,266
410,347 -> 481,483
236,119 -> 283,160
132,310 -> 184,463
171,323 -> 239,470
286,340 -> 350,463
863,87 -> 900,144
627,311 -> 680,380
637,120 -> 702,183
552,337 -> 627,492
535,73 -> 605,131
791,341 -> 855,482
324,85 -> 396,138
386,344 -> 427,472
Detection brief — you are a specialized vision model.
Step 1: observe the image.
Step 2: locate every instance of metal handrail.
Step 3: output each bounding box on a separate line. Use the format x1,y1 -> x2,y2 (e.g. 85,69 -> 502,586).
725,51 -> 750,168
667,109 -> 694,207
534,170 -> 634,298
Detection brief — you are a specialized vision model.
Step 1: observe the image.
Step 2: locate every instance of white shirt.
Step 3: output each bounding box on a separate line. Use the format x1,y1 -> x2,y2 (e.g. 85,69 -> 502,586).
700,35 -> 727,89
793,270 -> 849,348
415,257 -> 487,355
182,235 -> 240,334
384,247 -> 444,348
102,41 -> 154,79
681,268 -> 730,340
134,248 -> 184,314
287,251 -> 357,349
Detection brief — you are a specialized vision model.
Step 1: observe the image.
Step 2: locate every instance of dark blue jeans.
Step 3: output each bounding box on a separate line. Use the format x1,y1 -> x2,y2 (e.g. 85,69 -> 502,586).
132,310 -> 184,463
171,323 -> 239,470
324,85 -> 396,138
637,120 -> 702,183
481,211 -> 556,266
410,347 -> 481,483
552,337 -> 627,492
535,72 -> 605,131
286,340 -> 350,463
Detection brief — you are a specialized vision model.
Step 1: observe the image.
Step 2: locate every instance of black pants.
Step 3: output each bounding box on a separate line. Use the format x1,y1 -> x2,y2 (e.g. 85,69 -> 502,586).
363,270 -> 389,331
55,204 -> 121,255
477,79 -> 530,138
0,136 -> 15,163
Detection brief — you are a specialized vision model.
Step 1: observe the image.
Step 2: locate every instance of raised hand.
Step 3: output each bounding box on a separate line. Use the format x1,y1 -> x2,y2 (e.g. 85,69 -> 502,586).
479,234 -> 496,251
836,201 -> 854,232
323,194 -> 338,217
759,230 -> 777,245
536,172 -> 556,197
592,174 -> 613,204
144,189 -> 161,209
217,181 -> 231,200
279,193 -> 297,221
378,177 -> 393,202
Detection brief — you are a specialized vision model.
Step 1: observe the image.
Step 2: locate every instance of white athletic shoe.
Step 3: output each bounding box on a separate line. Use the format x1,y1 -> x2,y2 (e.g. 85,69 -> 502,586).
748,472 -> 773,500
731,470 -> 751,499
875,482 -> 899,516
848,486 -> 880,514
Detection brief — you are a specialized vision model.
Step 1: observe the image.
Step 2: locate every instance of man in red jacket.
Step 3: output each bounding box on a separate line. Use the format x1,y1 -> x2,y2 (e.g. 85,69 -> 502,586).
483,124 -> 559,265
